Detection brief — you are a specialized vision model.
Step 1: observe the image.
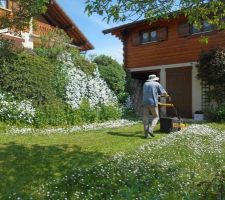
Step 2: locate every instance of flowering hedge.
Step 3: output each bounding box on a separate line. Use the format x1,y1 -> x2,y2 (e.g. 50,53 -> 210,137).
0,92 -> 36,124
0,33 -> 125,125
0,48 -> 121,125
63,53 -> 118,109
93,55 -> 127,103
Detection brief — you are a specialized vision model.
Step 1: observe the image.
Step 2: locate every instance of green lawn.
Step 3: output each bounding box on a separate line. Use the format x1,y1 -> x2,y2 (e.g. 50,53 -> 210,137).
207,122 -> 225,131
0,122 -> 224,199
0,123 -> 162,199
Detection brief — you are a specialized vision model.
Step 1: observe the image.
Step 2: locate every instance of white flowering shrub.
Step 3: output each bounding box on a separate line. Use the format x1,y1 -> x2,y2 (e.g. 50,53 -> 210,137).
0,92 -> 36,124
65,65 -> 118,109
65,68 -> 87,109
0,44 -> 121,125
87,68 -> 117,107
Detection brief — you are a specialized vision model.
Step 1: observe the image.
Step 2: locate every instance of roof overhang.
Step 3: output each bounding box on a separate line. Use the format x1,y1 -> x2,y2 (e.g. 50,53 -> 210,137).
103,19 -> 148,35
43,0 -> 94,51
103,11 -> 183,36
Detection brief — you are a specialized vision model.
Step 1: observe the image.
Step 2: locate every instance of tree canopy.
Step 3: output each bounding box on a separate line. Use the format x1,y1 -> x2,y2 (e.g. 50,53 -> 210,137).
93,55 -> 127,103
0,0 -> 48,30
85,0 -> 225,29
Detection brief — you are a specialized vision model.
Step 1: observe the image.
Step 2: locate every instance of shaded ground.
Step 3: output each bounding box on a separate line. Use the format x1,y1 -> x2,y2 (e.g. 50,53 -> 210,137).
0,123 -> 162,198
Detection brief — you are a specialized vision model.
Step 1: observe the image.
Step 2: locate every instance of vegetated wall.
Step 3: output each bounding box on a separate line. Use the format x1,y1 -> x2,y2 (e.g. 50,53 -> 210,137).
0,44 -> 123,126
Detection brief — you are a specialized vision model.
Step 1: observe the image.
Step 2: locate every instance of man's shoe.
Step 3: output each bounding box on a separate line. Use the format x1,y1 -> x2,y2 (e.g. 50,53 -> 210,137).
149,132 -> 155,137
148,129 -> 155,137
145,132 -> 151,139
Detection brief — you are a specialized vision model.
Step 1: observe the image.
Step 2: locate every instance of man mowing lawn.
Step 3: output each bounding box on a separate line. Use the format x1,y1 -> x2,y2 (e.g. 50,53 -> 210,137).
143,74 -> 168,138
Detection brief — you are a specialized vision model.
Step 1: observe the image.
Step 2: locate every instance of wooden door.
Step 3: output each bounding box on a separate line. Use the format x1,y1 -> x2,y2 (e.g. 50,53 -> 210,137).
166,67 -> 192,118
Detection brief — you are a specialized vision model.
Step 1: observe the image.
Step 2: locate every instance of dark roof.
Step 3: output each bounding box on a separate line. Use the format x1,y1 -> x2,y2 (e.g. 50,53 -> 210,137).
103,19 -> 148,34
103,10 -> 183,34
44,0 -> 94,51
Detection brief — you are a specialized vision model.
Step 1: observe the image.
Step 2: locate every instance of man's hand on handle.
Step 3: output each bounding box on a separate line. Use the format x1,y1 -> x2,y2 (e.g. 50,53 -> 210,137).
160,93 -> 171,101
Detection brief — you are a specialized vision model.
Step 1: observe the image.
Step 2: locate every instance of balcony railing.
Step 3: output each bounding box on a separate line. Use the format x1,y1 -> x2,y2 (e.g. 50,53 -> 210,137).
33,21 -> 54,36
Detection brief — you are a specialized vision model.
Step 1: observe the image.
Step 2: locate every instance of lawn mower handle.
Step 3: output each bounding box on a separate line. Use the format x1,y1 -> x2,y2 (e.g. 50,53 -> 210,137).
160,95 -> 171,102
160,94 -> 170,98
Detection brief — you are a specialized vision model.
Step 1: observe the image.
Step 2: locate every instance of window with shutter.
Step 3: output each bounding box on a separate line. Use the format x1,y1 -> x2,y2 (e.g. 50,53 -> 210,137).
141,31 -> 150,43
191,21 -> 214,34
150,30 -> 157,41
140,29 -> 158,44
178,23 -> 190,37
157,27 -> 168,41
132,31 -> 140,46
179,21 -> 215,36
0,0 -> 8,8
192,24 -> 200,34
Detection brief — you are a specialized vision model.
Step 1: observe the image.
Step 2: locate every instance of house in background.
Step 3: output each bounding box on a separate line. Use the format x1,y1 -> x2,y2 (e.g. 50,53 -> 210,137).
0,0 -> 94,51
103,16 -> 225,118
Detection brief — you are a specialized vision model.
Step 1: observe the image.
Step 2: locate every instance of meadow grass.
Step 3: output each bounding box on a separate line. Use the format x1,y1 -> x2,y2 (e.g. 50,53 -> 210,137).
43,124 -> 224,200
0,122 -> 224,199
0,123 -> 160,199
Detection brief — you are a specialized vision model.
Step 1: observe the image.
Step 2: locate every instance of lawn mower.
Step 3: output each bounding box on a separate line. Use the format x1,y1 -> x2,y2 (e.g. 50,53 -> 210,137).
158,96 -> 186,133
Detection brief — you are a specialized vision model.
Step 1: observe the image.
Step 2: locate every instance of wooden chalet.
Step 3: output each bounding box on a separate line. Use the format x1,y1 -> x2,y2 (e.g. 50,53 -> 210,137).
0,0 -> 94,51
103,16 -> 225,118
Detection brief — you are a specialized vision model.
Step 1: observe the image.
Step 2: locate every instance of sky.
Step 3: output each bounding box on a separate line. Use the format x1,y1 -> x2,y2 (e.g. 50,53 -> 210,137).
57,0 -> 124,64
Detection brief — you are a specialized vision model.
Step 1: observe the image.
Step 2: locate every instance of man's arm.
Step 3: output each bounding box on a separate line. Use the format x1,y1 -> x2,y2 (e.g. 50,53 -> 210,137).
157,84 -> 171,101
160,92 -> 169,97
157,83 -> 169,97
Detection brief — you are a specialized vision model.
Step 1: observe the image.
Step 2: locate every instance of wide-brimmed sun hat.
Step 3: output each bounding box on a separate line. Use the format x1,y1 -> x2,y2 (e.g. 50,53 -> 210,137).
147,74 -> 159,81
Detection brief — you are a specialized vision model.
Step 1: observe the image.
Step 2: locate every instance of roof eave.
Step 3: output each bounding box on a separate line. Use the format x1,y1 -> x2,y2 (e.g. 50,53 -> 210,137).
102,11 -> 183,35
103,19 -> 148,35
47,0 -> 94,51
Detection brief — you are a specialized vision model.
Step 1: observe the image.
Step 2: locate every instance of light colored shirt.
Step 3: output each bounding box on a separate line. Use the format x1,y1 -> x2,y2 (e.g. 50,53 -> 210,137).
143,81 -> 166,106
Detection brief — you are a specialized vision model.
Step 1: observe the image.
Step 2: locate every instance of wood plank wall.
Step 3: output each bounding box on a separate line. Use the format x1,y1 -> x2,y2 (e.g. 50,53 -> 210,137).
124,17 -> 225,68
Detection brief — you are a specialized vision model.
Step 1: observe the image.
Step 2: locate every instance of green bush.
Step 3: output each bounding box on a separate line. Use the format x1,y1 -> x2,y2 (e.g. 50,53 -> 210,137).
0,31 -> 123,126
34,99 -> 121,127
214,103 -> 225,122
66,101 -> 122,125
99,104 -> 122,121
70,49 -> 96,76
34,28 -> 72,59
71,100 -> 99,125
197,48 -> 225,105
51,62 -> 68,99
34,29 -> 96,76
0,37 -> 16,60
121,107 -> 138,120
34,98 -> 67,127
0,51 -> 55,104
35,47 -> 96,77
93,55 -> 127,102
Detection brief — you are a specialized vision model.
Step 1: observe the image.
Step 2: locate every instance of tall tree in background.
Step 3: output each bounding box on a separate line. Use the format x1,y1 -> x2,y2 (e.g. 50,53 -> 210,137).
85,0 -> 225,29
93,55 -> 127,103
0,0 -> 48,31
